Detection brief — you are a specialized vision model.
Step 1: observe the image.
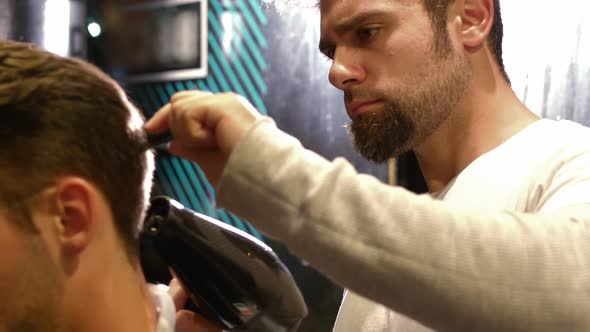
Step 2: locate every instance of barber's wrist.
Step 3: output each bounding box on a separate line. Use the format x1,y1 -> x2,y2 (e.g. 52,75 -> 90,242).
217,116 -> 277,197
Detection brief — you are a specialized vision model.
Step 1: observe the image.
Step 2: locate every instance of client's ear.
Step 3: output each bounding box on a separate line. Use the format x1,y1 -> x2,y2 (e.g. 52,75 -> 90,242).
51,177 -> 97,255
459,0 -> 494,49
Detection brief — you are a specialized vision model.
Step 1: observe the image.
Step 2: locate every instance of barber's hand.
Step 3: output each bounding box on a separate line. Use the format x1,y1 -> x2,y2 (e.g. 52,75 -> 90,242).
144,91 -> 262,186
168,278 -> 224,332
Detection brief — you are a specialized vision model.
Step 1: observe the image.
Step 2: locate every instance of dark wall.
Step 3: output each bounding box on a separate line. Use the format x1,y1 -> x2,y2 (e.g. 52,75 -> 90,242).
12,0 -> 45,45
2,0 -> 87,58
260,6 -> 390,330
261,6 -> 390,178
0,0 -> 14,40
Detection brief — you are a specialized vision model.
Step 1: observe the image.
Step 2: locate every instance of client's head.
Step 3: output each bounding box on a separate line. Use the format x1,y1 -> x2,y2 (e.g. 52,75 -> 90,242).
0,40 -> 155,332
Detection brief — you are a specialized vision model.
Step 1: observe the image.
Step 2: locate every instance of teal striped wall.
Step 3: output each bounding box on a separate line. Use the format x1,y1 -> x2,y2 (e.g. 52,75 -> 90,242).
129,0 -> 268,240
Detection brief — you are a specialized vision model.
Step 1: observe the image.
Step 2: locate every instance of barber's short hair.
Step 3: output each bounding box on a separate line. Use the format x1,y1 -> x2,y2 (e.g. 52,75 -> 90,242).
0,40 -> 154,257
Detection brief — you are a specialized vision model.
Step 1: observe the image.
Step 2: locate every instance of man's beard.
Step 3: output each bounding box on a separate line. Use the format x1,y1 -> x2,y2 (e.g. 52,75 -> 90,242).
0,237 -> 64,332
347,50 -> 471,164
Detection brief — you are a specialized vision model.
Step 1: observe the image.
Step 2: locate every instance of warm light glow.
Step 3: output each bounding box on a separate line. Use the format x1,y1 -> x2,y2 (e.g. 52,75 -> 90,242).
88,22 -> 102,38
43,0 -> 71,56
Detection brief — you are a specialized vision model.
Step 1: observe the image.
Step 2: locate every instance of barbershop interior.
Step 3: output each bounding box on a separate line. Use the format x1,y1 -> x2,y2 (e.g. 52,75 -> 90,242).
2,0 -> 590,331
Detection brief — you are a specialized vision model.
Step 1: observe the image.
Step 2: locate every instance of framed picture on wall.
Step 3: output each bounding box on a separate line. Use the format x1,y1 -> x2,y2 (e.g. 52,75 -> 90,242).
108,0 -> 208,83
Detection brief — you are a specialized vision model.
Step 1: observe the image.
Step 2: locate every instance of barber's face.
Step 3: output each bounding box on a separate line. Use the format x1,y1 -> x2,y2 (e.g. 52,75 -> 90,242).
320,0 -> 471,162
0,209 -> 63,332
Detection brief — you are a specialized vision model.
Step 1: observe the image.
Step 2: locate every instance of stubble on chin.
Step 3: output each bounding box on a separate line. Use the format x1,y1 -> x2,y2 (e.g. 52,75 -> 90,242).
346,55 -> 471,164
348,105 -> 415,163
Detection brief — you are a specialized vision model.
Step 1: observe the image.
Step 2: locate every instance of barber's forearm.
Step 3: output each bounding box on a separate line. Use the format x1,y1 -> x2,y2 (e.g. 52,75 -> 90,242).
217,118 -> 590,332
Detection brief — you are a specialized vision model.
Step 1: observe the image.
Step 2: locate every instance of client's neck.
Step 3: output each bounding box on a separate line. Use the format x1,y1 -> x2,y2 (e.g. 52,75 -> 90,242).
63,254 -> 158,332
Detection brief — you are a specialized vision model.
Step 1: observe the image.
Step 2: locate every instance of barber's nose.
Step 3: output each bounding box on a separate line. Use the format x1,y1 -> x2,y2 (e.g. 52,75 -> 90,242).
328,50 -> 366,90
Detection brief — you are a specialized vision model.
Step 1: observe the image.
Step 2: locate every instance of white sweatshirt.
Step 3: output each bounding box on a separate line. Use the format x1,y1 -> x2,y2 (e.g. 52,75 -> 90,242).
217,118 -> 590,332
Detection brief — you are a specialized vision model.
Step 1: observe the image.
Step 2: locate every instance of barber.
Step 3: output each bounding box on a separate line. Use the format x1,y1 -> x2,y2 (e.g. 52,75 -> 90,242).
145,87 -> 590,332
145,0 -> 590,330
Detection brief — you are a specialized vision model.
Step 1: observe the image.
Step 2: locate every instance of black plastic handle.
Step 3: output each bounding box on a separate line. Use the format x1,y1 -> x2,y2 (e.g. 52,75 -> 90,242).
145,130 -> 173,148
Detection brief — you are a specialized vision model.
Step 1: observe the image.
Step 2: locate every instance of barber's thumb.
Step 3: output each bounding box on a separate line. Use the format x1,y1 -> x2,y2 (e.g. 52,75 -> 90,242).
168,278 -> 189,311
144,104 -> 171,132
176,310 -> 224,332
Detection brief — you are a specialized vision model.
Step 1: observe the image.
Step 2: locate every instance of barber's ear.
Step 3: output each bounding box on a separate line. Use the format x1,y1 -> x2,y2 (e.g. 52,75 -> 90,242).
52,178 -> 95,255
460,0 -> 494,49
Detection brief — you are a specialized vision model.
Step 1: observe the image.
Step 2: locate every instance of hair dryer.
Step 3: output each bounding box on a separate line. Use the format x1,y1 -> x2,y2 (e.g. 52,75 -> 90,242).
140,196 -> 308,331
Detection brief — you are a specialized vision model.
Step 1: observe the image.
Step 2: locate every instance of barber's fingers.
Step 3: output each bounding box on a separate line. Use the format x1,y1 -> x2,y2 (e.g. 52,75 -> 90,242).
169,91 -> 233,131
168,94 -> 222,149
143,90 -> 212,135
169,277 -> 224,332
168,277 -> 189,311
173,92 -> 261,154
143,104 -> 171,133
176,310 -> 224,332
145,91 -> 261,179
171,90 -> 212,103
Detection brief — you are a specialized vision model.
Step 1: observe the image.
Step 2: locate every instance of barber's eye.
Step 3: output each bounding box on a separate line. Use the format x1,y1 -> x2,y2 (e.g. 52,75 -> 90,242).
357,27 -> 379,42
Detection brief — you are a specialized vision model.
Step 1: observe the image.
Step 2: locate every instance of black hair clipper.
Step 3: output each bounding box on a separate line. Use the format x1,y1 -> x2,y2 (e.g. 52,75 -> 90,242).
141,196 -> 308,331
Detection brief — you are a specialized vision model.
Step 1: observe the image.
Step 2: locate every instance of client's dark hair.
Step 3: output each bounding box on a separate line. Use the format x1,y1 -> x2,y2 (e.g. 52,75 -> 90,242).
0,40 -> 154,257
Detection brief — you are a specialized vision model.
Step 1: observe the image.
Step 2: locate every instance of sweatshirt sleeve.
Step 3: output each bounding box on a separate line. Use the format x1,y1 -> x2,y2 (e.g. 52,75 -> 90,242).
216,117 -> 590,332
